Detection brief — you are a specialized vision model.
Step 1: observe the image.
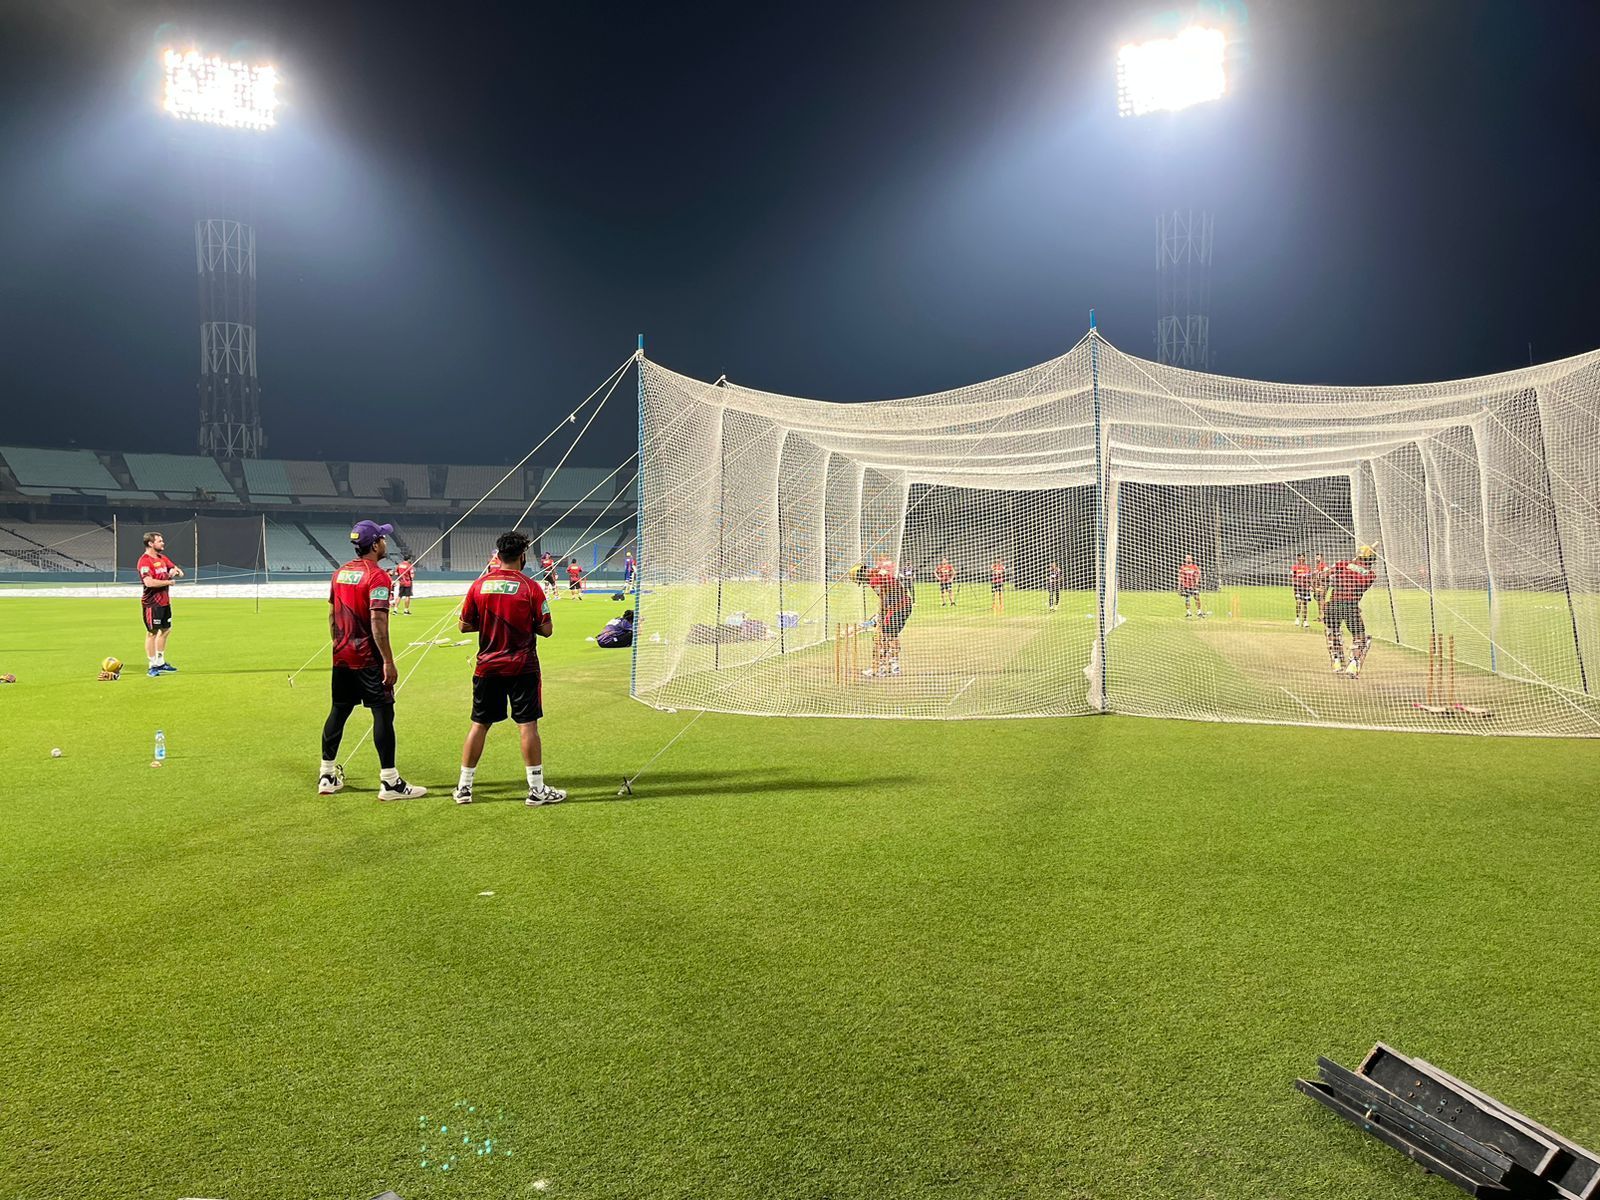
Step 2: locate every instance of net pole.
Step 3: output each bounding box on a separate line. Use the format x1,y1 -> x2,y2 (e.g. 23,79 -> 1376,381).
1470,423 -> 1499,674
194,513 -> 200,584
777,459 -> 787,656
714,404 -> 727,671
1528,388 -> 1590,694
111,513 -> 117,584
1090,310 -> 1108,712
630,335 -> 644,701
1417,449 -> 1438,641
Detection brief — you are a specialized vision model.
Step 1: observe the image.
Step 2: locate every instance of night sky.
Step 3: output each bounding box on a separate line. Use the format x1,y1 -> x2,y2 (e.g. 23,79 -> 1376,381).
2,0 -> 1598,467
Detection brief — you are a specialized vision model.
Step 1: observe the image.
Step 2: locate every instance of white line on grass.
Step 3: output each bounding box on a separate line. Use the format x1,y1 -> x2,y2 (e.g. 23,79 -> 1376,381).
1278,685 -> 1320,720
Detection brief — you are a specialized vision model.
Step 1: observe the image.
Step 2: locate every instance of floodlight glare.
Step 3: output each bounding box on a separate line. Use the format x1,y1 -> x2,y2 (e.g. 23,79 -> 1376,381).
1116,26 -> 1227,118
162,49 -> 279,131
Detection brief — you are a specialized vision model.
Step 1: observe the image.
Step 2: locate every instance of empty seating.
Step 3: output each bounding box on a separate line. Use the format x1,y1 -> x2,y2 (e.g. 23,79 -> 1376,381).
445,464 -> 523,502
1,447 -> 121,492
124,454 -> 238,502
242,459 -> 294,498
0,521 -> 116,572
263,522 -> 332,572
284,460 -> 337,497
534,466 -> 618,506
347,462 -> 429,500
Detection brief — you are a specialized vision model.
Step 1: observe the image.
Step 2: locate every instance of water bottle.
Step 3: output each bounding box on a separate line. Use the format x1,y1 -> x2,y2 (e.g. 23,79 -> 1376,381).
155,730 -> 166,763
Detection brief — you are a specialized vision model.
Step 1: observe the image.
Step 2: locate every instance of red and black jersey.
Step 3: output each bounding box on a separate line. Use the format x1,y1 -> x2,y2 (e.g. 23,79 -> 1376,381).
566,562 -> 583,581
1313,557 -> 1329,582
461,569 -> 549,677
869,572 -> 914,617
395,561 -> 415,587
1327,560 -> 1376,603
991,563 -> 1006,584
137,551 -> 177,607
329,558 -> 392,669
540,553 -> 555,573
935,562 -> 955,584
1178,563 -> 1201,590
1290,562 -> 1313,591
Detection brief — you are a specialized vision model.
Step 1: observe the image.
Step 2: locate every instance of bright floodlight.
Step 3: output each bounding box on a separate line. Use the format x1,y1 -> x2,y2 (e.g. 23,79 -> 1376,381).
1116,26 -> 1227,118
163,49 -> 279,131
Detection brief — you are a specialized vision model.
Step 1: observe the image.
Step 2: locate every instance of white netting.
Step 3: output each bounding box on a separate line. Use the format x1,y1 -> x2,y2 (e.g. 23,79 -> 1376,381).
632,336 -> 1600,736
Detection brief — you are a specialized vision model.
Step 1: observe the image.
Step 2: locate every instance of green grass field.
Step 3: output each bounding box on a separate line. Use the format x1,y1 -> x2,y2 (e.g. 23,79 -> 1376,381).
4,592 -> 1599,1199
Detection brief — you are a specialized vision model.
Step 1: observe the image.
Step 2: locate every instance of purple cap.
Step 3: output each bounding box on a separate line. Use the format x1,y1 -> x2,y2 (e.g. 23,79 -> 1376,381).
350,520 -> 394,551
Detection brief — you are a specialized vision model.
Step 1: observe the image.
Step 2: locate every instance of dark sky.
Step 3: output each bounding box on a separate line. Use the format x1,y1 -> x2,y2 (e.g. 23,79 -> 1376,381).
2,0 -> 1598,467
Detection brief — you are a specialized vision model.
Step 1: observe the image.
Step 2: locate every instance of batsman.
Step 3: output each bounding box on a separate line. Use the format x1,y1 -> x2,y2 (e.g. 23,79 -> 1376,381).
850,561 -> 914,677
1325,545 -> 1378,677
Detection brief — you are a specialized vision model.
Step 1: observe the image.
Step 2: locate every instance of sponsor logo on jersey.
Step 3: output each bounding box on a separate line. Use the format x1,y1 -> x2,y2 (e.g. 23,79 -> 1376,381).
370,587 -> 391,600
336,569 -> 364,584
482,580 -> 522,595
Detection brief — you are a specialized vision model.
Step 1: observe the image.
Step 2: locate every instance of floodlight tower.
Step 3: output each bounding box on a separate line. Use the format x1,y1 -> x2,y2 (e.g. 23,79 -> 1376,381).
1117,26 -> 1227,370
162,49 -> 279,458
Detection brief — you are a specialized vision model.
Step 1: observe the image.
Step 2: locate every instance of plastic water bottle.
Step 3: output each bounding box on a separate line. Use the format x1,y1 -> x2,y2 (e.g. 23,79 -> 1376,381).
154,730 -> 166,763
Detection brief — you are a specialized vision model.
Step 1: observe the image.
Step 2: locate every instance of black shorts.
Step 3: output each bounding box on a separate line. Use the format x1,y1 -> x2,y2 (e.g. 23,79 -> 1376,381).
544,573 -> 558,588
142,602 -> 173,632
992,582 -> 1004,592
1293,588 -> 1312,602
398,584 -> 413,597
938,581 -> 952,592
331,663 -> 393,709
472,670 -> 542,725
1179,586 -> 1199,598
1323,600 -> 1366,638
883,603 -> 913,638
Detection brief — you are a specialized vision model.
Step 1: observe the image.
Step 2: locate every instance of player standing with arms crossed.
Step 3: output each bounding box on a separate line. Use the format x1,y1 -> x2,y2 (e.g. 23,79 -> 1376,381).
1290,552 -> 1314,628
1178,554 -> 1203,618
316,520 -> 427,801
137,531 -> 183,677
1325,546 -> 1378,676
935,557 -> 955,607
453,531 -> 566,807
566,557 -> 585,600
394,556 -> 416,616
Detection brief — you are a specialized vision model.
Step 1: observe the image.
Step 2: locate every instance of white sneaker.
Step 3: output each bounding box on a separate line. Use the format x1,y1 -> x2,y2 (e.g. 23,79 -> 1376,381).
888,660 -> 901,676
526,784 -> 567,806
379,777 -> 428,801
317,765 -> 345,795
453,783 -> 473,805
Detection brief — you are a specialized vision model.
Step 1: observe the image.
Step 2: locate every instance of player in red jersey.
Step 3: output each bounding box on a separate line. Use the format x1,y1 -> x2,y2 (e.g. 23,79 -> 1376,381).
990,559 -> 1006,614
851,561 -> 915,677
1312,554 -> 1330,625
454,531 -> 566,806
538,550 -> 558,598
136,530 -> 183,677
1047,562 -> 1063,611
1178,555 -> 1203,618
1290,552 -> 1315,629
316,520 -> 427,801
1325,546 -> 1378,676
566,557 -> 585,600
394,557 -> 416,615
935,557 -> 956,607
482,551 -> 502,577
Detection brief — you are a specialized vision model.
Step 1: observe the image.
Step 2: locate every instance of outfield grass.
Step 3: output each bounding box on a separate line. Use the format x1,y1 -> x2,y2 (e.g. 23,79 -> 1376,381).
3,593 -> 1599,1199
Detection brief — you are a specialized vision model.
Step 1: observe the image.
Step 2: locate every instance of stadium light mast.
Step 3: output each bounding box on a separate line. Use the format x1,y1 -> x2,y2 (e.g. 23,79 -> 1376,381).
1116,25 -> 1227,371
162,48 -> 279,459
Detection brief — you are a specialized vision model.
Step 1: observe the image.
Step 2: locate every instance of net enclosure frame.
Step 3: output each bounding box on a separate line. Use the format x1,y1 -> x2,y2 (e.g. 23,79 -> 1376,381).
631,331 -> 1600,737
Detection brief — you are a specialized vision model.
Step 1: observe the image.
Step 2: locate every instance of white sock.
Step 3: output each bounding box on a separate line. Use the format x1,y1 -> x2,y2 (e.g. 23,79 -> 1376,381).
155,651 -> 165,666
380,767 -> 400,785
527,765 -> 543,789
320,759 -> 337,776
459,766 -> 476,788
149,655 -> 158,668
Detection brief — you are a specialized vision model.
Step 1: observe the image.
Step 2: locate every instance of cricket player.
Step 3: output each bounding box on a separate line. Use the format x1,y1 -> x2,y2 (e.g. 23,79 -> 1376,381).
991,559 -> 1006,614
317,520 -> 427,801
851,561 -> 914,676
1291,553 -> 1314,628
935,557 -> 955,607
482,550 -> 502,577
1047,562 -> 1063,611
137,531 -> 183,677
1178,554 -> 1203,618
1312,554 -> 1330,624
624,551 -> 637,586
453,531 -> 566,807
596,609 -> 634,649
539,550 -> 559,599
566,557 -> 585,599
394,557 -> 416,615
1325,546 -> 1378,676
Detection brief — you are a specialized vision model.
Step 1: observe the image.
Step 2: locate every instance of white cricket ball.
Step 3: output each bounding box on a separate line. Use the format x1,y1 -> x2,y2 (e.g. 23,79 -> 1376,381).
51,748 -> 62,758
150,760 -> 164,769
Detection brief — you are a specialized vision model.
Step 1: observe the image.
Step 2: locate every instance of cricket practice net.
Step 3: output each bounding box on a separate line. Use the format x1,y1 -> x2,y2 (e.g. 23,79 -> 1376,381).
632,333 -> 1600,736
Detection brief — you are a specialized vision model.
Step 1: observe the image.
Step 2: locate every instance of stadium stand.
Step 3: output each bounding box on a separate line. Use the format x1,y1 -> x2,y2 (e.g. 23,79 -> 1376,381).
263,522 -> 333,572
533,466 -> 618,506
301,522 -> 364,563
0,447 -> 121,492
124,453 -> 238,502
0,520 -> 115,572
444,464 -> 524,503
447,525 -> 502,571
347,462 -> 430,501
536,523 -> 596,561
285,460 -> 338,497
242,459 -> 293,498
389,525 -> 446,572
